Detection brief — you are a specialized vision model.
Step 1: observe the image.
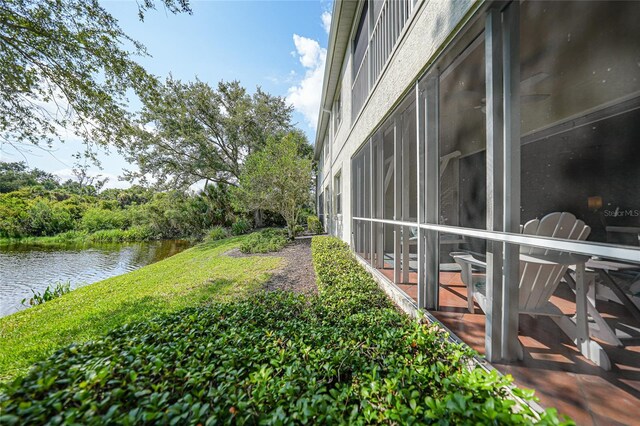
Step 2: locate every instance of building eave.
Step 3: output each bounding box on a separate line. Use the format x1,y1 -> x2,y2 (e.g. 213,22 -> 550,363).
314,0 -> 359,160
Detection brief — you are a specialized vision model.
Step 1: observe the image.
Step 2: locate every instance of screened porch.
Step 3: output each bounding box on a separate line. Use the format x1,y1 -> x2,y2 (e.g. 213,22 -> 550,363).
349,1 -> 640,423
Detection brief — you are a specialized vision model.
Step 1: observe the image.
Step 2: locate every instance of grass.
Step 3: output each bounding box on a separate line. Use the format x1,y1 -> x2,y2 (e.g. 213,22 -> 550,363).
0,236 -> 281,382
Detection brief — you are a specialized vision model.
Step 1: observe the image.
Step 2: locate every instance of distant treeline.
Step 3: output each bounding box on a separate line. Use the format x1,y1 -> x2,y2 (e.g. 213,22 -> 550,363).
0,162 -> 288,242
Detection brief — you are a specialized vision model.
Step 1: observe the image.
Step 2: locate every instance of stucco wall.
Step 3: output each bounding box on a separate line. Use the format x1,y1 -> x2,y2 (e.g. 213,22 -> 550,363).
324,0 -> 479,243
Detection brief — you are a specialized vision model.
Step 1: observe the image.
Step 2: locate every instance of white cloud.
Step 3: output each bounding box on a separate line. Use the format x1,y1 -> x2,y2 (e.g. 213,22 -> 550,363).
287,34 -> 327,130
321,11 -> 332,35
292,34 -> 324,69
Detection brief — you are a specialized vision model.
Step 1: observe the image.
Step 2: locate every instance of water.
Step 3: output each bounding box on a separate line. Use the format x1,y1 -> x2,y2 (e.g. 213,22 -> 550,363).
0,240 -> 191,318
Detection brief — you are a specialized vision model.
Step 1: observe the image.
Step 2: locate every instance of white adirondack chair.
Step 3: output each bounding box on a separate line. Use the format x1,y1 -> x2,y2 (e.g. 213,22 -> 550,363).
452,212 -> 616,370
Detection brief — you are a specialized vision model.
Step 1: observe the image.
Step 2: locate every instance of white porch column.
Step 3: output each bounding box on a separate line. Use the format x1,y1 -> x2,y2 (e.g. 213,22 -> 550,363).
485,2 -> 521,362
501,0 -> 521,362
423,73 -> 440,311
485,7 -> 505,362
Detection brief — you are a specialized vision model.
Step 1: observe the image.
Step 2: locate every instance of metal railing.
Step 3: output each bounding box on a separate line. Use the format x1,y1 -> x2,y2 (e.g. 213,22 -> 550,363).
352,216 -> 640,263
370,0 -> 413,84
352,0 -> 415,121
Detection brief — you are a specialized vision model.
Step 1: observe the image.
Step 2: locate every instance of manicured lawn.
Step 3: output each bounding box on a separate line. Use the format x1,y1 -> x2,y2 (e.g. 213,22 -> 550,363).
0,237 -> 281,382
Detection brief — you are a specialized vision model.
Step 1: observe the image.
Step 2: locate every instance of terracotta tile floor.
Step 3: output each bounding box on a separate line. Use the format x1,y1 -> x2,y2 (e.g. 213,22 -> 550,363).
376,267 -> 640,425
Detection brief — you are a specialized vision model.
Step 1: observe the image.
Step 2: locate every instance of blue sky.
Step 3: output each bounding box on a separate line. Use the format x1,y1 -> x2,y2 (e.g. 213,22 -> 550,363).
2,0 -> 331,188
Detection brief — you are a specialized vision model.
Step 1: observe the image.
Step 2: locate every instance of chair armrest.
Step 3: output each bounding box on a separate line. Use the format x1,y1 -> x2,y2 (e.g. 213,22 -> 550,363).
451,252 -> 486,287
520,252 -> 590,266
450,252 -> 487,269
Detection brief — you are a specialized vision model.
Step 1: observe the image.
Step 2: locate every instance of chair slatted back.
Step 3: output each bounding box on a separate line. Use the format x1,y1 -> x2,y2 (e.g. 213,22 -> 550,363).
519,212 -> 591,311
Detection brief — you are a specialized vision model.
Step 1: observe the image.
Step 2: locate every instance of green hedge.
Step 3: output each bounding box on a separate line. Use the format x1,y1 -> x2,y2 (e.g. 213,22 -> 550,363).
310,237 -> 568,425
0,237 -> 569,425
239,228 -> 289,254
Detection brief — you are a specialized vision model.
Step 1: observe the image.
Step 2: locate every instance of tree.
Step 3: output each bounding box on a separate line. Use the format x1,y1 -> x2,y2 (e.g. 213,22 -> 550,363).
233,131 -> 313,239
59,165 -> 109,197
0,162 -> 59,193
0,0 -> 191,152
123,78 -> 293,189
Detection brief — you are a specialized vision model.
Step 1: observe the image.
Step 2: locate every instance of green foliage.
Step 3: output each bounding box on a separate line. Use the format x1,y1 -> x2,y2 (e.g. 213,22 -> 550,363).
80,208 -> 128,232
231,218 -> 251,236
234,130 -> 313,239
1,0 -> 190,151
52,230 -> 88,242
20,282 -> 71,307
239,228 -> 289,254
0,236 -> 569,425
0,162 -> 58,193
310,237 -> 570,424
100,185 -> 153,208
26,200 -> 74,236
261,209 -> 287,227
0,237 -> 280,382
0,231 -> 90,246
293,224 -> 304,237
312,237 -> 394,319
206,226 -> 230,241
125,78 -> 293,189
199,183 -> 234,227
297,206 -> 313,225
0,189 -> 86,238
86,226 -> 154,243
0,167 -> 240,242
307,215 -> 324,235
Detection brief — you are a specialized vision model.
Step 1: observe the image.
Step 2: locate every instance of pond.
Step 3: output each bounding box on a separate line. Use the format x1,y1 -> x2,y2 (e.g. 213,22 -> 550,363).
0,240 -> 191,318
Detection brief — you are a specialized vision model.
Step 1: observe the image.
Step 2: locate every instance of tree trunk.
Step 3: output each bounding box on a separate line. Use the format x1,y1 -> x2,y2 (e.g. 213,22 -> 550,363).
253,209 -> 264,228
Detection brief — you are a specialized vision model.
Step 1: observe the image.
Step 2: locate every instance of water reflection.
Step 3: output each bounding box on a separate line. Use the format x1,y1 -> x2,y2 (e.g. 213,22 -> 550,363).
0,240 -> 190,317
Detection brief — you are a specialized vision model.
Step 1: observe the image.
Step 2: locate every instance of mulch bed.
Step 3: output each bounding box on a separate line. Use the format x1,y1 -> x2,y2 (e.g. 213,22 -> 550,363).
225,237 -> 317,295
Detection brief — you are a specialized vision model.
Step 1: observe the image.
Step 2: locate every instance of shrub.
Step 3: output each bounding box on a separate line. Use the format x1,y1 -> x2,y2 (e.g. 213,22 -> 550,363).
297,207 -> 313,225
239,228 -> 288,254
307,215 -> 324,235
293,224 -> 304,236
21,281 -> 71,307
206,226 -> 229,241
123,204 -> 149,228
123,226 -> 154,241
86,226 -> 154,243
0,193 -> 30,238
80,208 -> 128,232
231,217 -> 251,236
86,229 -> 127,243
54,230 -> 88,242
27,199 -> 74,236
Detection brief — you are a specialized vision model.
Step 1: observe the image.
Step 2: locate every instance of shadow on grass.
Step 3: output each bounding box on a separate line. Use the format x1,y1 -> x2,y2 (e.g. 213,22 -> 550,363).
2,295 -> 166,383
3,276 -> 263,383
